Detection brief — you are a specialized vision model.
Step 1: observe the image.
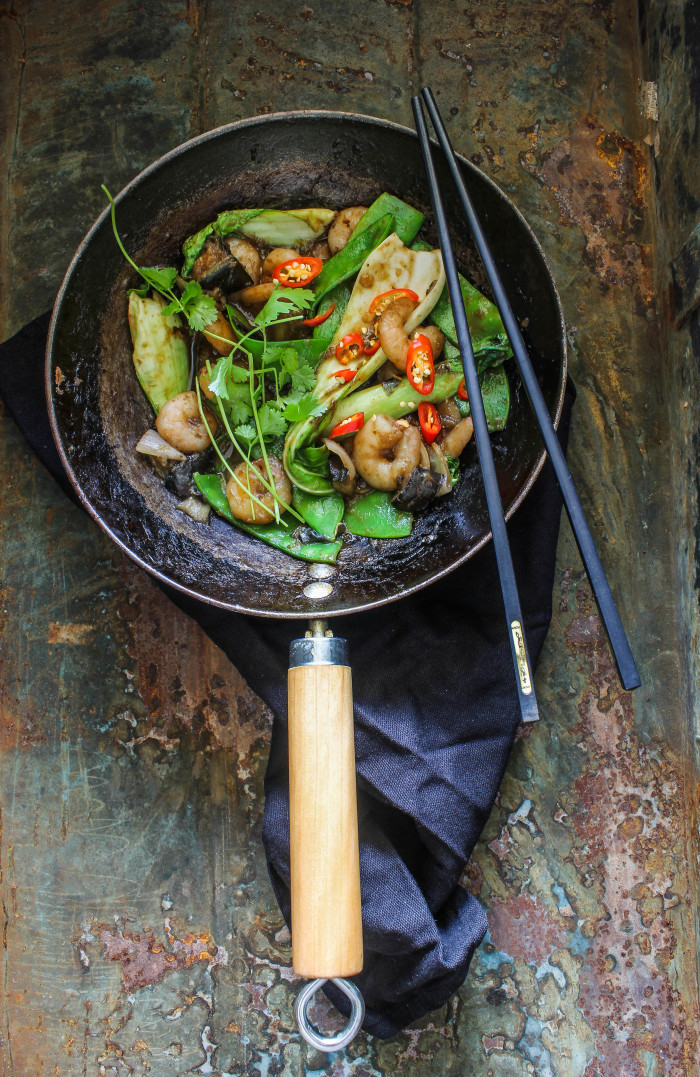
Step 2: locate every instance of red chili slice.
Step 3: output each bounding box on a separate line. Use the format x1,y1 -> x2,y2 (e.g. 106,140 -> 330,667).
418,402 -> 441,445
457,380 -> 469,401
368,288 -> 420,317
329,412 -> 364,439
303,302 -> 336,326
330,369 -> 357,382
406,334 -> 435,396
272,256 -> 323,287
361,325 -> 381,355
335,332 -> 364,365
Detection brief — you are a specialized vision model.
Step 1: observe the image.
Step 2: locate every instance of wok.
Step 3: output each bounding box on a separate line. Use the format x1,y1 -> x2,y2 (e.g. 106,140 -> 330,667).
46,111 -> 567,1047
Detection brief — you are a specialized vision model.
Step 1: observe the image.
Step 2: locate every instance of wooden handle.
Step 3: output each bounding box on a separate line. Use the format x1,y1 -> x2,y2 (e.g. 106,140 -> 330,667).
288,656 -> 363,978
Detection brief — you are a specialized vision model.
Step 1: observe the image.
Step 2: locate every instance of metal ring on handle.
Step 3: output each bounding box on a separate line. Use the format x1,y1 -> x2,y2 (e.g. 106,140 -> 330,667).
295,977 -> 365,1052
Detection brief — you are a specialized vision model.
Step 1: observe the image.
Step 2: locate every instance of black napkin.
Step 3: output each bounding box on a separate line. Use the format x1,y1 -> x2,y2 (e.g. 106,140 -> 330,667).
0,313 -> 573,1039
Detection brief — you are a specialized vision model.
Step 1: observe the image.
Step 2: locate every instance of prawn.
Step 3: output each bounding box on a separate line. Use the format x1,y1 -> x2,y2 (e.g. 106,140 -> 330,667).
376,301 -> 446,373
225,456 -> 292,525
327,206 -> 367,254
352,413 -> 421,491
261,248 -> 300,283
156,391 -> 218,453
440,417 -> 474,457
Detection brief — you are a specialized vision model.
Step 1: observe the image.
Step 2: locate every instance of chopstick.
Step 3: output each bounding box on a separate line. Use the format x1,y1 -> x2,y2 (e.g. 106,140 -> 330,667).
419,86 -> 641,692
412,95 -> 539,725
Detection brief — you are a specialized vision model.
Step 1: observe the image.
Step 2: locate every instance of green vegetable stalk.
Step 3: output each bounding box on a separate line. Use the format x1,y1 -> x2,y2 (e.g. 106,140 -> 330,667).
326,366 -> 510,434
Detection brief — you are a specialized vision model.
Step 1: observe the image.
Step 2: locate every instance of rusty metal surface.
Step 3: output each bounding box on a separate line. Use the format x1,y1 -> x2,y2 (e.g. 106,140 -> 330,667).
0,1 -> 698,1074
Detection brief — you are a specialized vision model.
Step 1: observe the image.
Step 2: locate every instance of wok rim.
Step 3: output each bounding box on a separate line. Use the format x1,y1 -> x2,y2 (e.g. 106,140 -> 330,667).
46,109 -> 568,620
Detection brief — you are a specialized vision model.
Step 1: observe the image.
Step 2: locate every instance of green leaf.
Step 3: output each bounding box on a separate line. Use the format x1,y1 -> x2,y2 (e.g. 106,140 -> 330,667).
447,456 -> 461,485
255,284 -> 315,328
228,388 -> 254,425
234,422 -> 258,446
141,266 -> 178,292
181,288 -> 218,331
282,395 -> 323,423
208,355 -> 234,399
258,403 -> 287,439
228,364 -> 250,383
290,361 -> 316,395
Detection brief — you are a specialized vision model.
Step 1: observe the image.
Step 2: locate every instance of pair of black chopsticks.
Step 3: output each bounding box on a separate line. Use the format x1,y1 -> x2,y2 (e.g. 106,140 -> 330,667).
412,88 -> 641,723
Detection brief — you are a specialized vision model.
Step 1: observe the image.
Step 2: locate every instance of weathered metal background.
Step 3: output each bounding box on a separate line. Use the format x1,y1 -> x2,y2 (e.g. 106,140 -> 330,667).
1,1 -> 698,1074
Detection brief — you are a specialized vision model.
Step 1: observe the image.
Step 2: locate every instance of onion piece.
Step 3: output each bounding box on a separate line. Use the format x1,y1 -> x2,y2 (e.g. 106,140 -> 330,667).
136,429 -> 186,462
323,437 -> 356,483
177,497 -> 211,523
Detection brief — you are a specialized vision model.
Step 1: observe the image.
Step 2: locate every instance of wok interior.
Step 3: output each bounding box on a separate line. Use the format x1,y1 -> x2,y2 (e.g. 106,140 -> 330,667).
49,113 -> 566,618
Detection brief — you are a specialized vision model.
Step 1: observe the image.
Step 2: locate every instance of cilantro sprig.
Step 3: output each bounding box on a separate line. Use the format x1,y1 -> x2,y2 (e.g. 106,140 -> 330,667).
103,185 -> 218,333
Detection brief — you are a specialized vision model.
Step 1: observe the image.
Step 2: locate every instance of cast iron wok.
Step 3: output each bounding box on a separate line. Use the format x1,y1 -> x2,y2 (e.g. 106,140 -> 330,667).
46,111 -> 567,617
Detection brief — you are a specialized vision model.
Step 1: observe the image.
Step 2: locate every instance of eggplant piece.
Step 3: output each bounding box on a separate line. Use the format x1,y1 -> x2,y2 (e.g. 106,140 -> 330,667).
392,466 -> 443,514
191,236 -> 254,294
164,446 -> 217,499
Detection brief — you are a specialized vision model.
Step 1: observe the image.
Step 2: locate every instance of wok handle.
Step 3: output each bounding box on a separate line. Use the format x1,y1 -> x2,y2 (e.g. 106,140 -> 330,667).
288,634 -> 363,978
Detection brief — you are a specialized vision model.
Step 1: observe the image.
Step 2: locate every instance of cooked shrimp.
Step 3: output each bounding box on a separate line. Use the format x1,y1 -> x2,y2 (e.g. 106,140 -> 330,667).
261,248 -> 300,283
203,310 -> 235,356
226,237 -> 261,283
156,391 -> 217,453
225,456 -> 292,525
327,206 -> 367,254
437,397 -> 461,429
233,281 -> 275,311
411,324 -> 444,361
441,417 -> 474,457
376,297 -> 418,372
353,413 -> 421,491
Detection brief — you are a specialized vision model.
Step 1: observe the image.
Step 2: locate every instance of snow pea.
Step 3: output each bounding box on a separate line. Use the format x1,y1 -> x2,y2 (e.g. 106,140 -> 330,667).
292,487 -> 344,539
456,367 -> 511,430
430,271 -> 508,351
193,473 -> 342,564
350,193 -> 425,247
312,213 -> 394,307
343,491 -> 413,538
313,281 -> 352,341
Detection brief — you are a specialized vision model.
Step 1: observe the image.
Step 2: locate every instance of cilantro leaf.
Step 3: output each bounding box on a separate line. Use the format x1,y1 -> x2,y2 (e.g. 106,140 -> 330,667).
208,355 -> 233,399
228,364 -> 249,383
181,286 -> 218,331
141,266 -> 178,292
228,386 -> 254,425
234,423 -> 258,447
255,284 -> 316,328
290,361 -> 316,395
283,394 -> 324,423
258,403 -> 288,439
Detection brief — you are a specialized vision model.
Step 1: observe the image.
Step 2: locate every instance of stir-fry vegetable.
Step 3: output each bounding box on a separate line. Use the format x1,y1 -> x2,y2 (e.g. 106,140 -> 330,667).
107,186 -> 514,564
127,292 -> 190,413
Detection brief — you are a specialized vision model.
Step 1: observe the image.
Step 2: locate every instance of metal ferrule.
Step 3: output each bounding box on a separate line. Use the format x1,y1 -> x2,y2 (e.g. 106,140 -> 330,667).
289,636 -> 349,668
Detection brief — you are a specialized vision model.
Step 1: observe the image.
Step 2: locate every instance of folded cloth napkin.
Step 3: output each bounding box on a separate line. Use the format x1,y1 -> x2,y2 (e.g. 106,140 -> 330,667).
0,313 -> 573,1039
